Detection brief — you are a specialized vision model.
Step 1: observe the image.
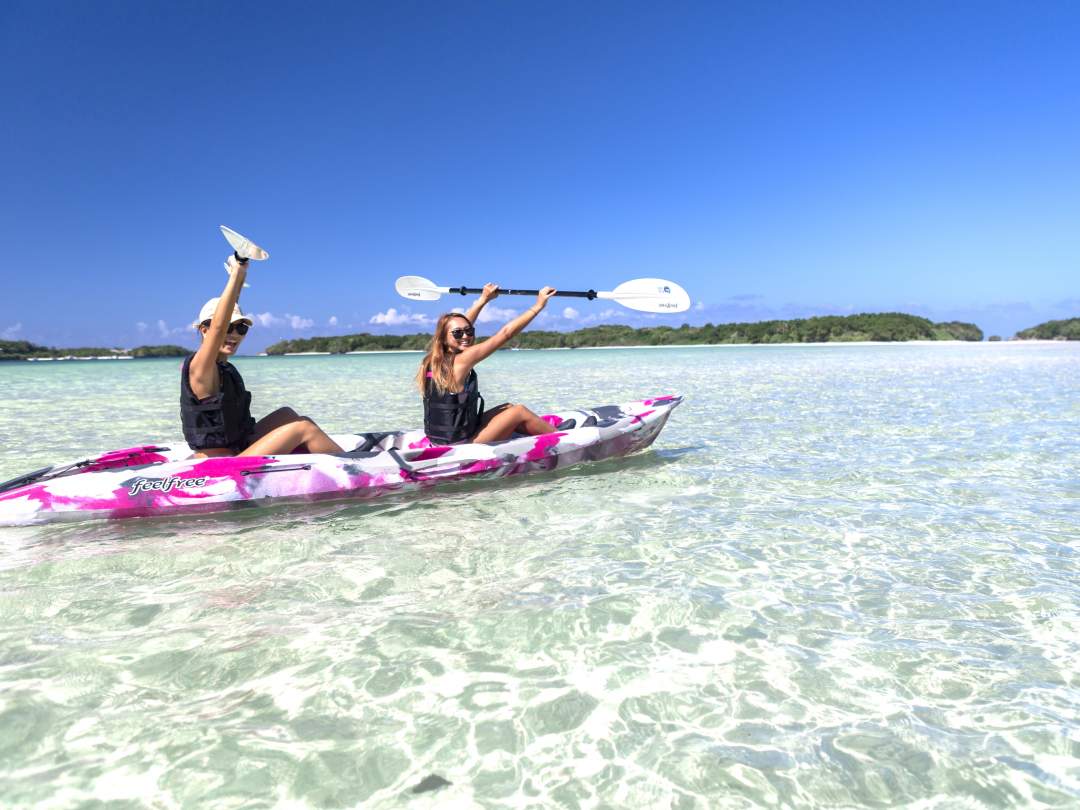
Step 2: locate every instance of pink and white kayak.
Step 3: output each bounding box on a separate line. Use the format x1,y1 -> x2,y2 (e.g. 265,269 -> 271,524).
0,395 -> 682,526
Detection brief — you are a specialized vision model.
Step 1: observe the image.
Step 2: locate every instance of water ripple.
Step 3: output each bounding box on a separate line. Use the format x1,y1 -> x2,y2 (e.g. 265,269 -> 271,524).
0,344 -> 1078,806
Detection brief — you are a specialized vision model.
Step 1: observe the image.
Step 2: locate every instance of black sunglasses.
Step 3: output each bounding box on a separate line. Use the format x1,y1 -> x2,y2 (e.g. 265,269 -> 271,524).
449,326 -> 475,340
201,320 -> 250,335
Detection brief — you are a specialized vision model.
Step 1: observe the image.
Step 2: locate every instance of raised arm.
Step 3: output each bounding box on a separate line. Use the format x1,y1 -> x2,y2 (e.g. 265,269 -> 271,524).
463,283 -> 500,324
189,256 -> 247,398
454,286 -> 556,378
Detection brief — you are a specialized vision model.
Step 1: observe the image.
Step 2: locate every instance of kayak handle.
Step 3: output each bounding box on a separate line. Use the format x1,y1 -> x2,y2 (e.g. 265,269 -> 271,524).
241,464 -> 312,476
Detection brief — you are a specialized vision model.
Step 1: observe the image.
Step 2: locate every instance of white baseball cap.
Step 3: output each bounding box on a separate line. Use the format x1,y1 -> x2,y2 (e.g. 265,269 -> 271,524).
195,297 -> 254,328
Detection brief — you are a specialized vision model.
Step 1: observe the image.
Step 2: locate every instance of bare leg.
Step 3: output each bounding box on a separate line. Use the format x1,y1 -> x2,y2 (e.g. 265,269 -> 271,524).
251,407 -> 302,439
241,407 -> 343,455
472,403 -> 556,444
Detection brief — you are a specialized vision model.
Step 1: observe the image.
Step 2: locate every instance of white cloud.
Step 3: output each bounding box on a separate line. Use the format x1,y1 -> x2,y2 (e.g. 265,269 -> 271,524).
694,301 -> 706,312
2,323 -> 23,340
136,321 -> 148,333
578,308 -> 620,325
328,315 -> 338,326
153,319 -> 193,337
562,307 -> 580,321
369,308 -> 433,327
476,305 -> 519,323
252,312 -> 314,330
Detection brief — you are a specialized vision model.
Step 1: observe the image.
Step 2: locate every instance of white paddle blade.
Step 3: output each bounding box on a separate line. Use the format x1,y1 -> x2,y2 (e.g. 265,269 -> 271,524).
604,278 -> 691,313
220,225 -> 269,261
395,275 -> 446,302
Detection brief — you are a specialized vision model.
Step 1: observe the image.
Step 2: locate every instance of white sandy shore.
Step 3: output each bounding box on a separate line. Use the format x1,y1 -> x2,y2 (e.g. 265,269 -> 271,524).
12,341 -> 1066,363
25,355 -> 134,361
512,339 -> 1066,351
281,349 -> 423,356
252,339 -> 1070,357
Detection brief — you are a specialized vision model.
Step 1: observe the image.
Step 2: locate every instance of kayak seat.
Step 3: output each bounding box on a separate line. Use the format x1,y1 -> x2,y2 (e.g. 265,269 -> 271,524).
351,432 -> 394,453
553,415 -> 600,431
591,406 -> 625,420
339,449 -> 382,460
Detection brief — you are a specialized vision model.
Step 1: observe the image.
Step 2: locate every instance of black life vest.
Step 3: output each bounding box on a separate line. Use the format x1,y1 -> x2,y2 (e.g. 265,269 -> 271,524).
180,354 -> 257,451
424,368 -> 484,445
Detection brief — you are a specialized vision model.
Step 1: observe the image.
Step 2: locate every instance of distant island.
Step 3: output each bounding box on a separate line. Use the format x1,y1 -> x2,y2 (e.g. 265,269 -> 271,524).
1014,317 -> 1080,341
0,341 -> 189,361
16,312 -> 1080,363
266,313 -> 984,354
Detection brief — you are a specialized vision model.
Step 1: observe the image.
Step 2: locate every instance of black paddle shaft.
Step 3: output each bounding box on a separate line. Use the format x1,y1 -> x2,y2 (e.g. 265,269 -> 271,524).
448,286 -> 598,300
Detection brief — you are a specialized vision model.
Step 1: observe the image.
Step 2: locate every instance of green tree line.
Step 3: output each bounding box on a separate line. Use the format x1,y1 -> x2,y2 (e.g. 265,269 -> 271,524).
0,341 -> 189,361
265,313 -> 984,354
1015,317 -> 1080,340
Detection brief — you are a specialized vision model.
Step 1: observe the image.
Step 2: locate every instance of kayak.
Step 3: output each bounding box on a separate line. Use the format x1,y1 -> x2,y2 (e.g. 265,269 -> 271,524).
0,395 -> 682,526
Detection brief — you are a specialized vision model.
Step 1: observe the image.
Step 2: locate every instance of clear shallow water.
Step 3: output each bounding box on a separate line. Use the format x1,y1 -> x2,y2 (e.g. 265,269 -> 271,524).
0,344 -> 1078,808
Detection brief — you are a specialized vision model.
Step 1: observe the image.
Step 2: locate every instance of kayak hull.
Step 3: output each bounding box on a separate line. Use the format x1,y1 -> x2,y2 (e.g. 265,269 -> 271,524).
0,396 -> 681,526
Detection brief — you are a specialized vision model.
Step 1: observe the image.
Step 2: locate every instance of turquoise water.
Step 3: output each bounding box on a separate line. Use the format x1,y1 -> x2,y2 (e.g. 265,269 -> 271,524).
1,344 -> 1078,807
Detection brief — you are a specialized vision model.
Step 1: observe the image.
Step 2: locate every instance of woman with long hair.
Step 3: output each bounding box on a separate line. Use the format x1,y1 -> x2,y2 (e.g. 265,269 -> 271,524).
416,283 -> 559,445
181,255 -> 343,457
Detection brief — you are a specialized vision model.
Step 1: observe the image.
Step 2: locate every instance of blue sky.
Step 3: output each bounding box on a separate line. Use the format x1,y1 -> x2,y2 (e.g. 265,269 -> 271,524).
2,0 -> 1078,351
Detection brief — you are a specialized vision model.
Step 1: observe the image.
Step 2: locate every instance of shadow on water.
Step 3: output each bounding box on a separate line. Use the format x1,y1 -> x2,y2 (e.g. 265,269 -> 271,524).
0,446 -> 700,558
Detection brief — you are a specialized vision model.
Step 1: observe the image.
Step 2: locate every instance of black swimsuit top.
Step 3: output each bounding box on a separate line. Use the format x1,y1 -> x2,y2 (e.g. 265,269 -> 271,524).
423,368 -> 484,445
179,354 -> 256,451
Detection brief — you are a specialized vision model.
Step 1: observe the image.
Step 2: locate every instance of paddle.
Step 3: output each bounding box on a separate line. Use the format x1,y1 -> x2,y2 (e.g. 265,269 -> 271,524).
0,447 -> 171,495
220,225 -> 269,287
394,276 -> 691,313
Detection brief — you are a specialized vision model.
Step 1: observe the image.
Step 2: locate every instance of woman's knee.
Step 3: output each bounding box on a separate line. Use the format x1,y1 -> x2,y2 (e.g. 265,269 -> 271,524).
300,418 -> 327,439
513,404 -> 538,420
275,409 -> 319,430
266,406 -> 299,422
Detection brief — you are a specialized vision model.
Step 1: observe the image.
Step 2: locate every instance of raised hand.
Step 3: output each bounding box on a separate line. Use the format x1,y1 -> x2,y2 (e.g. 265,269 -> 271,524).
534,286 -> 557,310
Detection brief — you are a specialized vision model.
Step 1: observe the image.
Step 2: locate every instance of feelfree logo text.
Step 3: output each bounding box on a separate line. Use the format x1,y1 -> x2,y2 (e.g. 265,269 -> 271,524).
129,476 -> 209,496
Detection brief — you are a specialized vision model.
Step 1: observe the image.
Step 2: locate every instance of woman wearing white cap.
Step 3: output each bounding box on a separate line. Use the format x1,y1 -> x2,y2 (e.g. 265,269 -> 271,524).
181,256 -> 343,457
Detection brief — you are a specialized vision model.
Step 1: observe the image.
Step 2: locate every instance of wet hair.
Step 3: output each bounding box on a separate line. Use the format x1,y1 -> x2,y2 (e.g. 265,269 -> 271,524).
416,312 -> 474,394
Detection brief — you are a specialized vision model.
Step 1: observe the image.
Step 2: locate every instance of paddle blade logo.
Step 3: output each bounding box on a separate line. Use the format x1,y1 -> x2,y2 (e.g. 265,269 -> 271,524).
394,276 -> 443,302
654,282 -> 689,311
129,476 -> 209,496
